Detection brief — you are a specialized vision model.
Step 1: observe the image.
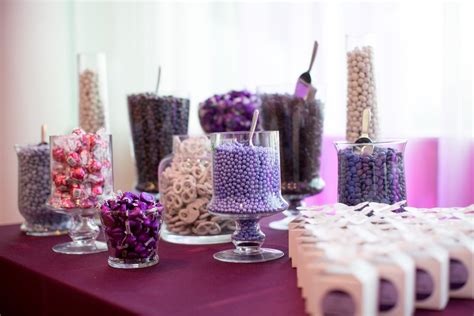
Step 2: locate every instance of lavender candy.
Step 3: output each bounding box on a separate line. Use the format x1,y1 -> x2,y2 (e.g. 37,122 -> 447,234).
208,142 -> 286,215
16,143 -> 70,235
198,90 -> 260,133
337,146 -> 406,206
128,93 -> 189,193
100,192 -> 163,268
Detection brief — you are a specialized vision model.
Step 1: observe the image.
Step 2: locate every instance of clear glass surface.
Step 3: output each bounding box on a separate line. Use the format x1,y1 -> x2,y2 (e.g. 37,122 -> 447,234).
258,84 -> 325,230
334,139 -> 407,206
158,135 -> 233,245
208,131 -> 288,263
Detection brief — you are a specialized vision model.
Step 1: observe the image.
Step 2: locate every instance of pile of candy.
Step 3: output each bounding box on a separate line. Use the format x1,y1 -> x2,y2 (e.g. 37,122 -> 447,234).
100,192 -> 163,262
337,145 -> 406,205
198,90 -> 259,133
16,143 -> 70,232
208,141 -> 287,215
128,93 -> 189,193
159,136 -> 234,236
260,94 -> 324,197
290,202 -> 474,315
48,128 -> 113,210
346,46 -> 379,142
79,69 -> 108,133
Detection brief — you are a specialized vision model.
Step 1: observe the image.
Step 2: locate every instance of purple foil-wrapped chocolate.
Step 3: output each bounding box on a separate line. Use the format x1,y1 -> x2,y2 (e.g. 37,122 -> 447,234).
100,191 -> 163,268
198,90 -> 260,133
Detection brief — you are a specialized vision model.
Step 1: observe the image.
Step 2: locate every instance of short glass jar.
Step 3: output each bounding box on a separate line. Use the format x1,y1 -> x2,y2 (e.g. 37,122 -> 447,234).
158,135 -> 233,244
335,139 -> 407,205
100,192 -> 163,269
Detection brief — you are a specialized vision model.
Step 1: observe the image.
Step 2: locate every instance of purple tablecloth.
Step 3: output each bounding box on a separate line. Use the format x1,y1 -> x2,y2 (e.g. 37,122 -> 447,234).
0,216 -> 473,316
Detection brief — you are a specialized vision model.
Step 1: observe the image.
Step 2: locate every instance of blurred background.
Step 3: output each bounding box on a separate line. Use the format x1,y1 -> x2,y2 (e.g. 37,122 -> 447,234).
1,1 -> 473,225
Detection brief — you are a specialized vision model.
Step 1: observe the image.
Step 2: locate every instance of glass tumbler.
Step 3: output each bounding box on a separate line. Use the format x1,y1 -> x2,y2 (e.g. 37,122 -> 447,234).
335,140 -> 407,206
100,192 -> 163,269
208,131 -> 289,263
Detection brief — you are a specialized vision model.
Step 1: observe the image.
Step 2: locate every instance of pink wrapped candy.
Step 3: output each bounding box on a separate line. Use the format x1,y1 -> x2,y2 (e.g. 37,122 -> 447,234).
47,128 -> 113,210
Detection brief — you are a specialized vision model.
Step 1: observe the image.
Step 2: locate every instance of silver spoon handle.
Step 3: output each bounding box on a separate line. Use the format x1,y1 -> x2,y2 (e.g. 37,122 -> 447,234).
155,66 -> 161,95
361,108 -> 371,137
307,41 -> 319,72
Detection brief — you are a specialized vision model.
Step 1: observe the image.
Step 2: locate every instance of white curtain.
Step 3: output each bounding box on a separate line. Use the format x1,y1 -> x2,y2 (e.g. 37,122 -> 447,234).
1,1 -> 472,223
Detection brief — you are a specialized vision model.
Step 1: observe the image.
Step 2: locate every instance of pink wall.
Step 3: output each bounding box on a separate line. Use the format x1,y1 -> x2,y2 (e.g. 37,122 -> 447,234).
305,136 -> 472,208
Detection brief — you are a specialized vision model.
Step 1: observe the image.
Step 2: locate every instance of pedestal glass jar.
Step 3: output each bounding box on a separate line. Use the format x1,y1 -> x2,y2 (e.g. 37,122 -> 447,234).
208,131 -> 289,263
47,129 -> 113,254
100,192 -> 163,269
16,143 -> 70,236
259,85 -> 325,230
128,92 -> 190,193
158,135 -> 233,244
335,140 -> 407,206
78,52 -> 109,133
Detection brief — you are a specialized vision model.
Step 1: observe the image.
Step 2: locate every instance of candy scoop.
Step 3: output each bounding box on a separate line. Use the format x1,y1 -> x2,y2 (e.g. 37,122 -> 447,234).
294,41 -> 318,99
355,108 -> 373,154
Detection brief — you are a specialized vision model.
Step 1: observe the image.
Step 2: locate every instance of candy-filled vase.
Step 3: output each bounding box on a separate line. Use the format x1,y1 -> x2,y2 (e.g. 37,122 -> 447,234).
158,135 -> 233,245
259,84 -> 325,230
47,129 -> 114,254
15,143 -> 70,236
100,192 -> 163,269
208,131 -> 289,263
335,140 -> 407,205
128,92 -> 190,193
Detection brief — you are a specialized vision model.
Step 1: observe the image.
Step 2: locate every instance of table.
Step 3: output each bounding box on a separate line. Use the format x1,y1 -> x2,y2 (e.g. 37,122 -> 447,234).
1,216 -> 473,316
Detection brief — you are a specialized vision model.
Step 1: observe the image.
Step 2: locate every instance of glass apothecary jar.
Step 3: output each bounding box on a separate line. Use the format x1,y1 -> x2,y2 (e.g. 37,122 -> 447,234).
207,131 -> 289,263
158,135 -> 233,244
78,52 -> 110,133
47,129 -> 114,254
335,139 -> 407,206
128,92 -> 190,193
16,142 -> 70,236
259,84 -> 325,230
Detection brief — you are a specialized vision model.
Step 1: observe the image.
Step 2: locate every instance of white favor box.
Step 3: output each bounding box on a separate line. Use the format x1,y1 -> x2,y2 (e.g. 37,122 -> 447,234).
362,249 -> 415,316
292,235 -> 318,269
437,235 -> 474,299
398,242 -> 449,310
305,258 -> 379,316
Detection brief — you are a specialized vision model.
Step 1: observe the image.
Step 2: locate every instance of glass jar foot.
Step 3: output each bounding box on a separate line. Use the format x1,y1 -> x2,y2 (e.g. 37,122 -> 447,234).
21,222 -> 69,237
161,226 -> 232,245
269,211 -> 300,230
52,240 -> 107,255
108,256 -> 159,269
213,248 -> 284,263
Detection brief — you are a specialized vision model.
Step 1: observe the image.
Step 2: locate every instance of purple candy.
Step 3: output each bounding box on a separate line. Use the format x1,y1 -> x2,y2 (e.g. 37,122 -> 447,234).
337,147 -> 406,206
208,141 -> 287,215
99,191 -> 163,262
198,90 -> 260,133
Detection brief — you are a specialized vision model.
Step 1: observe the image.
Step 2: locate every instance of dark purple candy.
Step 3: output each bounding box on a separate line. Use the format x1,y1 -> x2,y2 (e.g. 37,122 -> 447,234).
198,90 -> 260,133
100,191 -> 163,261
337,147 -> 406,206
